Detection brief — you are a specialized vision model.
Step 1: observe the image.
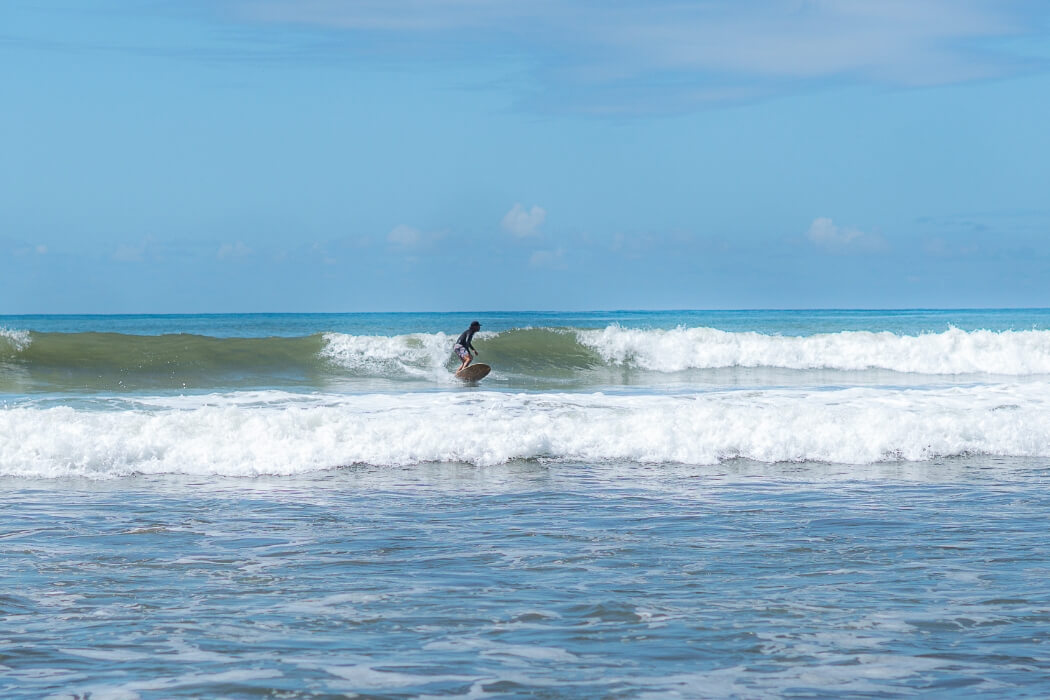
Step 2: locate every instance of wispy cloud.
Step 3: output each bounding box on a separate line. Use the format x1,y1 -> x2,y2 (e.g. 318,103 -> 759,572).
9,242 -> 49,257
924,237 -> 981,258
112,238 -> 156,263
387,224 -> 422,249
806,217 -> 886,253
387,224 -> 447,252
217,241 -> 253,260
13,2 -> 1044,115
236,0 -> 1048,112
529,247 -> 566,269
502,204 -> 547,237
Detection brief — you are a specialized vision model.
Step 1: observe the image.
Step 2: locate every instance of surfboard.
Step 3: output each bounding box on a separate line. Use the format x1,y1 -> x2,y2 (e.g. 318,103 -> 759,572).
455,363 -> 491,381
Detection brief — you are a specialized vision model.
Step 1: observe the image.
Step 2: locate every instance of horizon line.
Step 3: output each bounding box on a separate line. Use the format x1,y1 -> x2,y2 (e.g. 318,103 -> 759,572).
4,307 -> 1050,317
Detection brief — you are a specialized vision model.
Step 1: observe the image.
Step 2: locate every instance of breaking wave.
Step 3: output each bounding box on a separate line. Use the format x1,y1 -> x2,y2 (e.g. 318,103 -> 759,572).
3,384 -> 1050,478
3,325 -> 1050,392
577,325 -> 1050,375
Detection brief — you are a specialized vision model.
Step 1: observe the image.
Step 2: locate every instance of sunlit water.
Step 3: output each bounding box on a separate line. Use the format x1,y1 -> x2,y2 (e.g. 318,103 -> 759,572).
5,459 -> 1050,698
4,311 -> 1050,697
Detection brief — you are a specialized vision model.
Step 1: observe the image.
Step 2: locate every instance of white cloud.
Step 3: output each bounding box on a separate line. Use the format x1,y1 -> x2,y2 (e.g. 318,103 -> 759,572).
217,241 -> 252,260
387,224 -> 422,248
113,241 -> 146,262
113,236 -> 186,262
311,241 -> 338,265
529,247 -> 565,269
924,237 -> 980,258
238,0 -> 1044,112
806,217 -> 886,253
502,204 -> 547,237
591,0 -> 1024,85
10,242 -> 51,257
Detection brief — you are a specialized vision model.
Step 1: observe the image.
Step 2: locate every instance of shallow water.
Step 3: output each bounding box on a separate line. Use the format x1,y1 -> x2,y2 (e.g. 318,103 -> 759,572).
4,458 -> 1050,698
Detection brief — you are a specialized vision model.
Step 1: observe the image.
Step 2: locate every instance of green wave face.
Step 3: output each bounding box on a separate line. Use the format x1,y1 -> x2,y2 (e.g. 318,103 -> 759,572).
1,332 -> 330,393
0,328 -> 611,393
5,323 -> 1037,394
473,328 -> 603,374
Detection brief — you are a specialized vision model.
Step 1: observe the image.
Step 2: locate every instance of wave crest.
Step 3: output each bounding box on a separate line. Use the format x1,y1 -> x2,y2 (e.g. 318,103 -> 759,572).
4,325 -> 1050,393
577,325 -> 1050,375
319,332 -> 454,378
4,385 -> 1050,478
0,328 -> 31,354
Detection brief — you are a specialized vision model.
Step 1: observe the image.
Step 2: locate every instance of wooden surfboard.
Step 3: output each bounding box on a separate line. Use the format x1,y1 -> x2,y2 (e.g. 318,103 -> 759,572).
455,363 -> 491,381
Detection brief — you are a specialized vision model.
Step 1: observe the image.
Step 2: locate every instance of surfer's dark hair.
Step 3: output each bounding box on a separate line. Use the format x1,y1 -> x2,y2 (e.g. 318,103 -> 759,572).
470,321 -> 481,329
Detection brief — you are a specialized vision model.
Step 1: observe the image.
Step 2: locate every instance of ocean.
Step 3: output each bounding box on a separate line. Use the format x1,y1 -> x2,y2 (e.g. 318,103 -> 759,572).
3,310 -> 1050,697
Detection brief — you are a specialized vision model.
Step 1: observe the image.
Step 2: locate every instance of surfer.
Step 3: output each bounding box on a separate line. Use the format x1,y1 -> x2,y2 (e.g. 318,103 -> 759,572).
453,321 -> 481,373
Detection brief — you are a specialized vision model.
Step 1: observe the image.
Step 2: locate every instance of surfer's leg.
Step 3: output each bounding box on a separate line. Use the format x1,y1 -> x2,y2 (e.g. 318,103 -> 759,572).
454,344 -> 471,371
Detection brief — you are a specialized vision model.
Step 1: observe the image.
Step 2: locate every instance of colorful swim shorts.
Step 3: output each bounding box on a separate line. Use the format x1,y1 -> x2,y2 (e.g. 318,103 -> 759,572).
453,344 -> 470,360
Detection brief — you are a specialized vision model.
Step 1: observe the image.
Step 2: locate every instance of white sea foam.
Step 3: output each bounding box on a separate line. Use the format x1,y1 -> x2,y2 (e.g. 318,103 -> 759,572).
578,325 -> 1050,375
0,327 -> 31,353
320,332 -> 454,379
4,385 -> 1050,479
319,330 -> 500,379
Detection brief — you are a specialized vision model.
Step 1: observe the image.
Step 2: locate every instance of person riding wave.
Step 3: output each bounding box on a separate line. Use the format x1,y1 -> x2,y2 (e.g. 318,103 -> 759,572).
453,321 -> 481,373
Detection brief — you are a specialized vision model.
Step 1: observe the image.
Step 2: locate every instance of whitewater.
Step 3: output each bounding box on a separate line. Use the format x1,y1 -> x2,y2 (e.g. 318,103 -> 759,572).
4,311 -> 1050,478
4,384 -> 1050,478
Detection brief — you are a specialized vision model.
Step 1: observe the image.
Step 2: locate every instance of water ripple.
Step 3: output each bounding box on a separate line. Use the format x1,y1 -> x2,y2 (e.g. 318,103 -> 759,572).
3,459 -> 1050,698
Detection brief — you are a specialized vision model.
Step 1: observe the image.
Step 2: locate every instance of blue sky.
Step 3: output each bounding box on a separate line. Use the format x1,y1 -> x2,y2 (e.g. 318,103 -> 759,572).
3,0 -> 1049,312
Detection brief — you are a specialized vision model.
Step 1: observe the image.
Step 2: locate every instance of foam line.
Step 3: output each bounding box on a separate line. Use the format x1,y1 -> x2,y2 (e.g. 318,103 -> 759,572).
4,385 -> 1049,478
577,325 -> 1050,375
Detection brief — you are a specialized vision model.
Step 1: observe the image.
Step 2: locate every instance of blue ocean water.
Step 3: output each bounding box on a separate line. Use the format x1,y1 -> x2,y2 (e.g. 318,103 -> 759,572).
8,307 -> 1050,337
3,310 -> 1050,697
